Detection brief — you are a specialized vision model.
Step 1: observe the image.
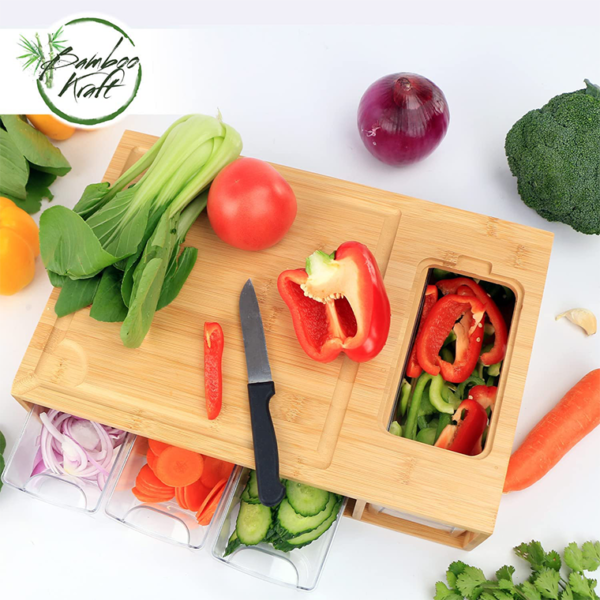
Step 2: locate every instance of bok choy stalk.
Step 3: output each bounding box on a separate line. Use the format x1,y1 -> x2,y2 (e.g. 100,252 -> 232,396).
39,114 -> 242,348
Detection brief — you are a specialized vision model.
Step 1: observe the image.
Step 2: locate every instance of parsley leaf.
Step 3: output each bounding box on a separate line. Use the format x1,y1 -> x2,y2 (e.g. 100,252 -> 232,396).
545,551 -> 562,572
435,582 -> 463,600
492,591 -> 514,600
565,543 -> 585,573
497,566 -> 516,583
449,561 -> 470,578
480,594 -> 496,600
518,581 -> 542,600
582,542 -> 600,572
516,542 -> 547,572
534,568 -> 560,599
569,572 -> 595,598
457,567 -> 487,599
560,585 -> 573,600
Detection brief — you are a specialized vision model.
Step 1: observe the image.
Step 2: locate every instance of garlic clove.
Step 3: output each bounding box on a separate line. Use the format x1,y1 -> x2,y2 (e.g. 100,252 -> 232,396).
556,308 -> 597,336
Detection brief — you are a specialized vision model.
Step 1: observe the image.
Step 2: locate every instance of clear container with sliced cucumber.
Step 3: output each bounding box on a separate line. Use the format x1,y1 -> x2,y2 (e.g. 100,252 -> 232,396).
211,467 -> 346,591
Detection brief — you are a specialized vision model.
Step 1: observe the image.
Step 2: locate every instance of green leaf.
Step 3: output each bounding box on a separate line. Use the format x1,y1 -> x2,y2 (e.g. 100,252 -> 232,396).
40,206 -> 122,279
47,270 -> 67,287
545,551 -> 562,572
480,594 -> 496,600
582,542 -> 600,572
492,591 -> 514,600
0,127 -> 29,200
8,168 -> 57,214
560,585 -> 573,600
89,266 -> 128,323
120,250 -> 141,307
518,582 -> 542,600
157,246 -> 197,310
435,582 -> 463,600
448,561 -> 470,579
55,275 -> 101,317
569,573 -> 594,599
85,187 -> 149,258
0,115 -> 71,176
73,182 -> 111,219
497,566 -> 516,583
516,542 -> 547,572
565,543 -> 585,573
457,567 -> 487,599
0,430 -> 6,454
534,569 -> 560,599
499,580 -> 516,592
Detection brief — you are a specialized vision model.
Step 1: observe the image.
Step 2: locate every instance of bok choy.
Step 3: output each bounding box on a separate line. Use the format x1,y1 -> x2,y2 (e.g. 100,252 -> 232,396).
39,114 -> 243,348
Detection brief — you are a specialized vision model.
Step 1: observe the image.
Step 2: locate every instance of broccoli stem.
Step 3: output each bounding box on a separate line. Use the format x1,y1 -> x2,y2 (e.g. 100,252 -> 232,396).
584,79 -> 600,99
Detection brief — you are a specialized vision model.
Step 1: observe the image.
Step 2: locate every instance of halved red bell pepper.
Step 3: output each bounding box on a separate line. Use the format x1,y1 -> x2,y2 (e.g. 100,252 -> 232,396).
434,399 -> 488,455
406,285 -> 438,378
416,294 -> 485,383
204,322 -> 224,420
437,278 -> 508,366
277,241 -> 391,363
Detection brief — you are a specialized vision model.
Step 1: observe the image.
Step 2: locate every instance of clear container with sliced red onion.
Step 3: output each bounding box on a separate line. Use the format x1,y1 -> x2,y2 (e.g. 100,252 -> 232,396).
1,405 -> 134,513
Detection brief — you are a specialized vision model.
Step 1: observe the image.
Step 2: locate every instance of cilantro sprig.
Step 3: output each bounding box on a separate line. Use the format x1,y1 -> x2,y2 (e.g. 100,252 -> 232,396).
434,541 -> 600,600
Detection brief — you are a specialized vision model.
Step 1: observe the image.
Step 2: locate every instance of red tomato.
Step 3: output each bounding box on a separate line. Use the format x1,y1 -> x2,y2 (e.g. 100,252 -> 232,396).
207,157 -> 297,251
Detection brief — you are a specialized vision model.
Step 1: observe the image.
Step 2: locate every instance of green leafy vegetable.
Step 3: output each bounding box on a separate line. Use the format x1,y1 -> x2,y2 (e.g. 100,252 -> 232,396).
433,540 -> 599,600
55,275 -> 101,317
39,114 -> 242,348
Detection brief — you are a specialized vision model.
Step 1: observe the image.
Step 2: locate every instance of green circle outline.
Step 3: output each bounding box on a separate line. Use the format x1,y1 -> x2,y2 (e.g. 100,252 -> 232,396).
37,18 -> 142,125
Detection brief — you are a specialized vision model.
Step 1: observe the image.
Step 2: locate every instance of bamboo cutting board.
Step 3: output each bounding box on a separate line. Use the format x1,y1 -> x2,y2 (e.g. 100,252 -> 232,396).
13,130 -> 553,547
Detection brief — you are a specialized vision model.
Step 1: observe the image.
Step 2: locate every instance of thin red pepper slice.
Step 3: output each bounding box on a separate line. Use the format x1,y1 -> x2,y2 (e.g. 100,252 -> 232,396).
434,399 -> 488,455
416,294 -> 485,383
469,385 -> 498,411
406,285 -> 438,378
204,322 -> 224,420
437,278 -> 508,366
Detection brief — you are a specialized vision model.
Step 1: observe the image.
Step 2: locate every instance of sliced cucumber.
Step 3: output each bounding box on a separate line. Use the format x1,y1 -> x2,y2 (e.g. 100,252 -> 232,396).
274,499 -> 341,552
224,531 -> 241,556
246,470 -> 259,499
241,486 -> 261,504
276,494 -> 336,537
285,480 -> 330,516
236,501 -> 272,546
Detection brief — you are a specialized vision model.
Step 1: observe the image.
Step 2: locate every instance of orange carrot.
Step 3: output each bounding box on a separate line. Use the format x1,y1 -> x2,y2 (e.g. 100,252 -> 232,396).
175,487 -> 188,510
155,446 -> 204,487
201,456 -> 234,489
504,369 -> 600,493
196,479 -> 227,526
133,487 -> 173,503
148,439 -> 171,456
184,479 -> 211,512
146,448 -> 159,473
136,465 -> 175,496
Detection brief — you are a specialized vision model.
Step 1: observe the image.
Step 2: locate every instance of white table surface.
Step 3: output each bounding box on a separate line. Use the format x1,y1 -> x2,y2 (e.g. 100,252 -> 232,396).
1,21 -> 599,600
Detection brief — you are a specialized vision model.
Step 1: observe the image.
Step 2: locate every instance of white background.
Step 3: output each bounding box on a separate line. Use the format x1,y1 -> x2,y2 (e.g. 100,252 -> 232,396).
1,3 -> 599,600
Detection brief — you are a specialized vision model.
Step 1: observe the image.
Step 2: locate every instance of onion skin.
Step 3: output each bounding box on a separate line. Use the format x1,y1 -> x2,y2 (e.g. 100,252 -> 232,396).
357,72 -> 450,166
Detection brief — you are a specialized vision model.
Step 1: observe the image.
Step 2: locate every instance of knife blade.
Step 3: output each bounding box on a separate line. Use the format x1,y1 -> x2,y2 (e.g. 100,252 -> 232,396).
239,279 -> 286,507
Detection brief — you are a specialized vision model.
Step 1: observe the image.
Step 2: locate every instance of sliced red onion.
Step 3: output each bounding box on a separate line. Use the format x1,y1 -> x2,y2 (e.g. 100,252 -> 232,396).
33,411 -> 126,490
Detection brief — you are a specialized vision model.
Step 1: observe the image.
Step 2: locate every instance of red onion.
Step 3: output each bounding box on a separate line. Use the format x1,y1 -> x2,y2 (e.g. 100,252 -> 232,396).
33,410 -> 126,490
357,72 -> 450,166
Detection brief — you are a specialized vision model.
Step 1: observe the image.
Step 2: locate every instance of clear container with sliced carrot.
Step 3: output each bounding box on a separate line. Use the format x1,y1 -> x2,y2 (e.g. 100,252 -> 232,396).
104,436 -> 236,550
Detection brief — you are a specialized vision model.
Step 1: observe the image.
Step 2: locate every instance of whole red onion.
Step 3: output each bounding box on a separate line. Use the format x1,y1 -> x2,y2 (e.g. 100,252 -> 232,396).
357,72 -> 450,166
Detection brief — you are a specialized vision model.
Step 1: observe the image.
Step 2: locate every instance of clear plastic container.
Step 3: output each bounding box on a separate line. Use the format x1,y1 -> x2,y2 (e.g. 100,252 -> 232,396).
1,405 -> 133,513
104,436 -> 231,550
212,467 -> 347,592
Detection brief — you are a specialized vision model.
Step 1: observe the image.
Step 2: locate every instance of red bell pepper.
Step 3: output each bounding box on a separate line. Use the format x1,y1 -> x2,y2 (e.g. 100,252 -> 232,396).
470,385 -> 498,411
437,278 -> 508,366
416,294 -> 485,383
434,399 -> 488,455
204,322 -> 224,420
277,241 -> 391,363
405,285 -> 438,378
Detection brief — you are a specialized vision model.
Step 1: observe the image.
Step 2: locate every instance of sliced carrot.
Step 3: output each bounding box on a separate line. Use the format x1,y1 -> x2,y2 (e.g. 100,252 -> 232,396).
155,446 -> 204,487
132,487 -> 171,504
136,464 -> 175,494
196,479 -> 227,526
148,439 -> 171,456
201,456 -> 235,489
136,481 -> 174,501
504,369 -> 600,492
175,487 -> 188,510
184,479 -> 211,512
146,448 -> 159,472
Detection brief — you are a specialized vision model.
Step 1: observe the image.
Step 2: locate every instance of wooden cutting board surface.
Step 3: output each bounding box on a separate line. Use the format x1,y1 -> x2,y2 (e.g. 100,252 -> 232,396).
13,130 -> 553,534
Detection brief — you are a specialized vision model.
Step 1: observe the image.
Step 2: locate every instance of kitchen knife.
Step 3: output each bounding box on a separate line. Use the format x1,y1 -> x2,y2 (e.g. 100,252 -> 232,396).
239,279 -> 286,507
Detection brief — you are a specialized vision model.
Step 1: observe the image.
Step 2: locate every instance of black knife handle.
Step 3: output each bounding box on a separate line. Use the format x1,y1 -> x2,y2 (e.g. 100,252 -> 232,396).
247,381 -> 286,507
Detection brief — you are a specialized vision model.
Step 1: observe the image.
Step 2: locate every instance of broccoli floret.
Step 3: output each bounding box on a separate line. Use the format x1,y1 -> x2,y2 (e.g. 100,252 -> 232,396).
505,80 -> 600,235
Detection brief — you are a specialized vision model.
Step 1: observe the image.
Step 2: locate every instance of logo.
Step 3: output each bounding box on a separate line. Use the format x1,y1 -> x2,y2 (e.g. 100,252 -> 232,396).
18,18 -> 142,125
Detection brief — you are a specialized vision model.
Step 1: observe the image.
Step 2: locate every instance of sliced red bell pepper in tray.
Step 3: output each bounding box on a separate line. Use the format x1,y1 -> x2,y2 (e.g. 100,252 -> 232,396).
434,399 -> 488,455
277,241 -> 391,363
405,285 -> 438,378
